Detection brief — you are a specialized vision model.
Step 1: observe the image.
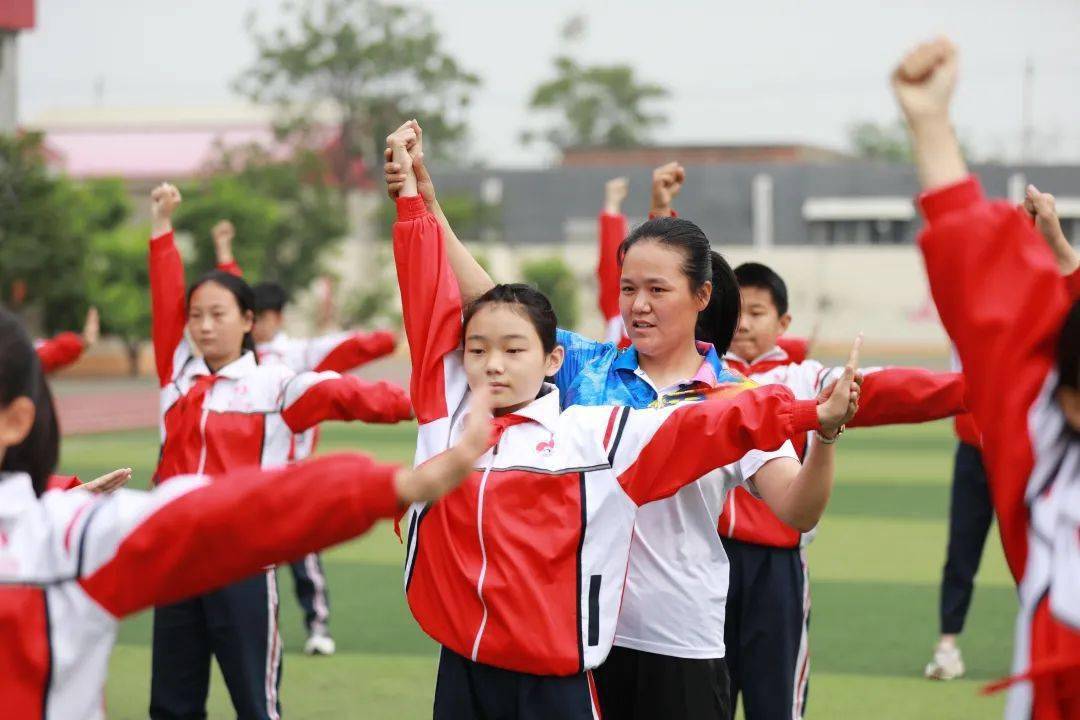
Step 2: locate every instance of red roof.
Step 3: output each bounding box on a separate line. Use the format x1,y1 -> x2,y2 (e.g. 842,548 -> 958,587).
0,0 -> 34,30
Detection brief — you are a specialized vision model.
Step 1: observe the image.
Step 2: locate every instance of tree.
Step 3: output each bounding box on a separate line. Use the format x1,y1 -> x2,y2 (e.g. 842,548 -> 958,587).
86,224 -> 152,375
235,0 -> 480,185
522,18 -> 668,152
174,145 -> 348,294
0,134 -> 123,333
521,257 -> 579,331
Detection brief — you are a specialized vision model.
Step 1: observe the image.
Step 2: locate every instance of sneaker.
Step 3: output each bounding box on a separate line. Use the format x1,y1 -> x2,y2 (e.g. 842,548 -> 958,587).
303,628 -> 336,656
924,643 -> 965,680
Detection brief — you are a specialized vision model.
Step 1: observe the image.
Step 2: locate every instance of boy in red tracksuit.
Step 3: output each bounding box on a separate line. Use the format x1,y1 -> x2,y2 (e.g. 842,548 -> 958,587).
718,261 -> 967,720
34,307 -> 99,374
213,219 -> 399,655
894,36 -> 1080,719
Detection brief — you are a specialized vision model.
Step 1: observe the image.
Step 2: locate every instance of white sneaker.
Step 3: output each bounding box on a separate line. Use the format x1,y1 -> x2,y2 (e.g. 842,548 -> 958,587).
924,643 -> 965,680
303,629 -> 336,656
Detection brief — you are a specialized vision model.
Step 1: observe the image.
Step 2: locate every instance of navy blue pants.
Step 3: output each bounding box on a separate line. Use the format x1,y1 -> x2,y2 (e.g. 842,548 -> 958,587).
149,570 -> 282,720
594,645 -> 730,720
288,552 -> 330,633
940,441 -> 993,635
434,646 -> 599,719
721,538 -> 809,720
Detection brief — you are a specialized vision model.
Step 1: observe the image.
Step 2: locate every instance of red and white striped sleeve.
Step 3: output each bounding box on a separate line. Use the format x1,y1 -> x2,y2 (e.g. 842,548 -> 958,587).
603,385 -> 819,506
149,231 -> 189,387
597,211 -> 629,347
34,332 -> 86,374
308,330 -> 398,373
392,195 -> 468,430
918,175 -> 1071,583
74,452 -> 401,619
279,371 -> 413,433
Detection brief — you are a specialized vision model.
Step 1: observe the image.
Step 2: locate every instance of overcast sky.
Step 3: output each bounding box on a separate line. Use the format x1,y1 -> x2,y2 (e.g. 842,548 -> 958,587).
17,0 -> 1080,166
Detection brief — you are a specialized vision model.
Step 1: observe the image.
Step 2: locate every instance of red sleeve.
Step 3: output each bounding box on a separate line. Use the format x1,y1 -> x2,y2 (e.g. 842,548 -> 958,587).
35,332 -> 85,374
76,452 -> 400,618
280,373 -> 413,433
149,231 -> 188,387
613,385 -> 819,506
918,175 -> 1070,582
392,195 -> 464,425
597,211 -> 627,324
313,330 -> 397,373
1066,267 -> 1080,302
776,336 -> 809,364
845,369 -> 966,428
46,475 -> 82,492
216,260 -> 243,277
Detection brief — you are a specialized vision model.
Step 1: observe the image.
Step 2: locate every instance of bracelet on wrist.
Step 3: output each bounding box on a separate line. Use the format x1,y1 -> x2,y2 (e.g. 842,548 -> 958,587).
816,425 -> 844,445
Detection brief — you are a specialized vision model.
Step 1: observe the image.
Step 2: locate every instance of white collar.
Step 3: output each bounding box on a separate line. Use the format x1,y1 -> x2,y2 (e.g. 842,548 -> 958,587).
501,383 -> 561,434
723,345 -> 789,367
0,472 -> 37,518
189,350 -> 258,379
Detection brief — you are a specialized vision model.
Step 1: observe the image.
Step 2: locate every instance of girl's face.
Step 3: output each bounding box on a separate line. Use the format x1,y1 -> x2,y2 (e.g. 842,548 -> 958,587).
620,240 -> 711,358
463,303 -> 564,415
187,282 -> 253,368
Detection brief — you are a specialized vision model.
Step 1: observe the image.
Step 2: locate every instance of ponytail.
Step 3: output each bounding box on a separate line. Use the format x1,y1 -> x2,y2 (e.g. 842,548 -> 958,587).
696,250 -> 740,354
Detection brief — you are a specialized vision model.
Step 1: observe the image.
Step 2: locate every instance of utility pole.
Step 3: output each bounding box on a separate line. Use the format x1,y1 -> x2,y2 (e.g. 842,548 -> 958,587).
1021,56 -> 1034,163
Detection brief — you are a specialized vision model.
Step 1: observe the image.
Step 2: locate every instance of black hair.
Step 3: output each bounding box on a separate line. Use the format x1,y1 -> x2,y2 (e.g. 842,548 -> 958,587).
734,262 -> 790,316
253,282 -> 289,314
186,270 -> 258,357
462,283 -> 558,354
618,217 -> 741,354
1059,300 -> 1080,392
0,308 -> 60,497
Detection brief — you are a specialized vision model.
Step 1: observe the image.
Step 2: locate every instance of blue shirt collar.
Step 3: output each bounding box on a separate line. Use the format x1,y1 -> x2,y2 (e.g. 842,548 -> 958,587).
613,341 -> 726,377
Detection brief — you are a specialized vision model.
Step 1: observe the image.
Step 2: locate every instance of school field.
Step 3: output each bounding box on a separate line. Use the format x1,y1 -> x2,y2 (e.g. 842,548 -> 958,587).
58,420 -> 1014,719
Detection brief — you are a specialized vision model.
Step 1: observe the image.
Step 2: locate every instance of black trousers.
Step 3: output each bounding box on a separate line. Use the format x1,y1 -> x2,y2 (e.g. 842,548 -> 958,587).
149,570 -> 282,720
288,552 -> 330,633
721,538 -> 809,720
593,645 -> 730,720
939,441 -> 993,635
433,646 -> 599,720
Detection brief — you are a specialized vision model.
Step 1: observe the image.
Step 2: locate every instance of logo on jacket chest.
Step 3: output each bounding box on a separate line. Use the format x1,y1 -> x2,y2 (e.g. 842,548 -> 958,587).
536,433 -> 556,457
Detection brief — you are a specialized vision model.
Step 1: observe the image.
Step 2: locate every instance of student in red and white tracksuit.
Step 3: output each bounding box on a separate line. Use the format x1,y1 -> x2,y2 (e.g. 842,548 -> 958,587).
0,303 -> 487,720
146,184 -> 412,720
34,307 -> 99,374
388,126 -> 858,717
213,223 -> 399,654
894,36 -> 1080,718
719,262 -> 967,719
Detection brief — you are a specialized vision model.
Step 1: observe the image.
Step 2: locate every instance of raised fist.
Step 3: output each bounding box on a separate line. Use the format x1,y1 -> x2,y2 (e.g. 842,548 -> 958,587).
150,183 -> 182,234
82,307 -> 100,346
891,37 -> 958,126
651,162 -> 685,216
212,220 -> 235,245
1024,184 -> 1079,274
605,177 -> 629,213
385,119 -> 436,207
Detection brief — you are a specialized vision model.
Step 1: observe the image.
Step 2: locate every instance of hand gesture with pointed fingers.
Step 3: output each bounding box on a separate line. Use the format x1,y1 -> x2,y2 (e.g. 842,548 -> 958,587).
81,467 -> 132,494
816,335 -> 863,438
394,388 -> 494,504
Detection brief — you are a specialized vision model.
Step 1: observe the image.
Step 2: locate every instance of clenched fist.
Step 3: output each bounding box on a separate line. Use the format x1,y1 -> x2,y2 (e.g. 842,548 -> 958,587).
150,183 -> 182,236
651,162 -> 685,217
891,36 -> 958,127
604,177 -> 629,214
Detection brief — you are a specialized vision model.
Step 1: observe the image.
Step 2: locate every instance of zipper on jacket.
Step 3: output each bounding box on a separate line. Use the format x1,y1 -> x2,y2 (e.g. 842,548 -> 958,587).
195,404 -> 210,476
470,440 -> 499,661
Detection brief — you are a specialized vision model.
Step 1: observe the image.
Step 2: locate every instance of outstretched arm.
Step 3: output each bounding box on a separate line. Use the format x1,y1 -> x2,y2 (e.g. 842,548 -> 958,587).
384,120 -> 495,304
598,177 -> 629,345
148,183 -> 188,387
212,220 -> 242,276
281,372 -> 413,433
